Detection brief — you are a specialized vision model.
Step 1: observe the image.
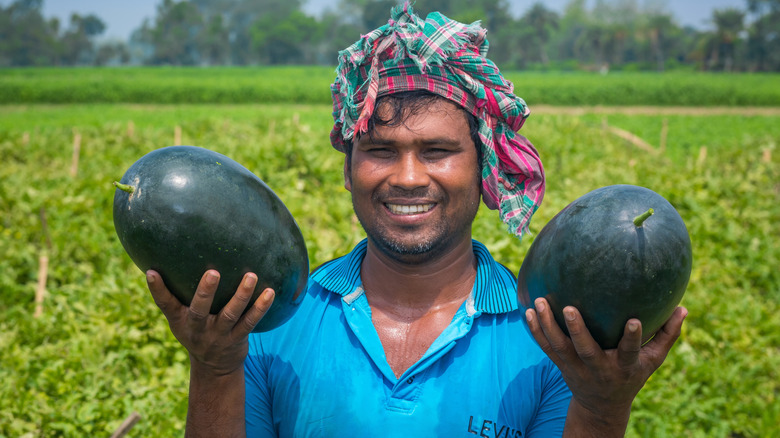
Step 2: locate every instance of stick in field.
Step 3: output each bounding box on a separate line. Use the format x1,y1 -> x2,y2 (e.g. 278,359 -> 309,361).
70,130 -> 82,178
605,125 -> 660,155
127,120 -> 135,139
34,252 -> 48,318
697,146 -> 708,165
659,119 -> 668,153
174,125 -> 182,145
22,131 -> 30,145
110,411 -> 142,438
39,207 -> 53,252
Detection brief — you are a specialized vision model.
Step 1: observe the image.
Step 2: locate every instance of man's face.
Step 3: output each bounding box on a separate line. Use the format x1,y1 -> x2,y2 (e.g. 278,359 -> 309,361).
345,98 -> 481,263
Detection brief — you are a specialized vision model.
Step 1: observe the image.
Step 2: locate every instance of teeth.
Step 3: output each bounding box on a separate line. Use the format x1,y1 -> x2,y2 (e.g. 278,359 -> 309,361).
387,203 -> 434,215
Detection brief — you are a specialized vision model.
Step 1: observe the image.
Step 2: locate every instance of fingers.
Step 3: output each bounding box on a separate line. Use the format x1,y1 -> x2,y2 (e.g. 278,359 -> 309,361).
216,273 -> 258,332
526,298 -> 578,367
188,270 -> 220,322
642,307 -> 688,365
562,306 -> 604,364
525,306 -> 555,358
616,319 -> 642,369
235,288 -> 275,336
148,269 -> 275,334
146,270 -> 185,322
216,272 -> 276,336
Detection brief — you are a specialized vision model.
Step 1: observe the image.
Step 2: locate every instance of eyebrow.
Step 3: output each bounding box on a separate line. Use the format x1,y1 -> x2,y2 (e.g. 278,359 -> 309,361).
359,136 -> 461,146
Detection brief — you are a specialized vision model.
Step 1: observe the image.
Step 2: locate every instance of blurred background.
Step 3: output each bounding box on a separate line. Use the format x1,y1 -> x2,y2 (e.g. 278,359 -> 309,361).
1,0 -> 778,72
2,2 -> 779,437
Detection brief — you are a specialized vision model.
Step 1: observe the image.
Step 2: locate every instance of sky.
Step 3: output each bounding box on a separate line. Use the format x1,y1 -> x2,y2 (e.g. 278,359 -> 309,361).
4,0 -> 748,41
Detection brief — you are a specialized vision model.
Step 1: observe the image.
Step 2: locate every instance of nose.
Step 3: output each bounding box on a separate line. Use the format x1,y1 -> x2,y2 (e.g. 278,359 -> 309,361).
387,151 -> 430,190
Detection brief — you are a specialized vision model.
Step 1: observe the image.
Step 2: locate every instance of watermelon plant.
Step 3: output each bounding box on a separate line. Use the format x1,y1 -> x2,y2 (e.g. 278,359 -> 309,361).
0,100 -> 777,437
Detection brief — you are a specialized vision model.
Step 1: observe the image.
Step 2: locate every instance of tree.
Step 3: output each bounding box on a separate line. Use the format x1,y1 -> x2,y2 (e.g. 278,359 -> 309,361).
59,13 -> 106,65
95,41 -> 130,66
709,7 -> 745,71
550,0 -> 588,64
520,3 -> 560,66
145,0 -> 206,65
745,0 -> 780,71
363,0 -> 398,29
642,13 -> 679,71
200,14 -> 229,65
0,0 -> 58,66
251,9 -> 320,64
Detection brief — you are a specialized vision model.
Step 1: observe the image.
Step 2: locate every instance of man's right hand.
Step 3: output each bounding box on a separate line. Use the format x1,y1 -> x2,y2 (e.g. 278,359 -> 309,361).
146,269 -> 274,437
146,269 -> 275,375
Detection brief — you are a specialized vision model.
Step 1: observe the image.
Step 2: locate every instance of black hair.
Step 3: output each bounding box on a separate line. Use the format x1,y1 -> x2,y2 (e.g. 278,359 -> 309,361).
344,90 -> 482,171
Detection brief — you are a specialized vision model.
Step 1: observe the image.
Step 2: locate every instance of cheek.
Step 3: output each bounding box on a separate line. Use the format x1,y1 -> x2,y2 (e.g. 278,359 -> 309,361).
437,157 -> 480,193
347,162 -> 380,196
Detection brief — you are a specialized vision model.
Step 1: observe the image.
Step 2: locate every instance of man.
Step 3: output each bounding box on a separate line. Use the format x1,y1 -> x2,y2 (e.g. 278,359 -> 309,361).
146,4 -> 687,437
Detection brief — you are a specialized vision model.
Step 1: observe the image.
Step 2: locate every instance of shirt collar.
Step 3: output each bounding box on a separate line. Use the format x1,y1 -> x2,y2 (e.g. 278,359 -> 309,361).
310,239 -> 518,314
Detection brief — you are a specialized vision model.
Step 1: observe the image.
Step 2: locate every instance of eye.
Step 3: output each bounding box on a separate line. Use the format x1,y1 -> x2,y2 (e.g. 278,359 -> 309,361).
366,147 -> 394,158
423,148 -> 455,159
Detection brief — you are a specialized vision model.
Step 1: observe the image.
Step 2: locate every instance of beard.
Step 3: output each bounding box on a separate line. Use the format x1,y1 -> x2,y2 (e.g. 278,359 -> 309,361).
352,187 -> 480,264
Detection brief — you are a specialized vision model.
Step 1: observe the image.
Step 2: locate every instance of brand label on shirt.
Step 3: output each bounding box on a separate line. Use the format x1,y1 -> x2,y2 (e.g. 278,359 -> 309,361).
467,415 -> 522,437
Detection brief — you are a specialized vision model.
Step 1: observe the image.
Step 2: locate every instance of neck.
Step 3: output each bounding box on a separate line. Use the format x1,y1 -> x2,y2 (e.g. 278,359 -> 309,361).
360,236 -> 477,316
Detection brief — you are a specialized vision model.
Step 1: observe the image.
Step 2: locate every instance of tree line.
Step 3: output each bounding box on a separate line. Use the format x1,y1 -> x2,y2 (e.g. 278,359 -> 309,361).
2,0 -> 779,72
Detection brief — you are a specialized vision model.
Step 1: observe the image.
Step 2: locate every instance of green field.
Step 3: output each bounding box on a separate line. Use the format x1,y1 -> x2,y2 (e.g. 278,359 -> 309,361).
3,67 -> 780,106
1,70 -> 779,437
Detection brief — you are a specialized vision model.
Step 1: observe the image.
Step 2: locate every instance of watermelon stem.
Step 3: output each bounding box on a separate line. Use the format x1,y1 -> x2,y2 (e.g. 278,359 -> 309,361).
113,181 -> 135,193
633,208 -> 654,227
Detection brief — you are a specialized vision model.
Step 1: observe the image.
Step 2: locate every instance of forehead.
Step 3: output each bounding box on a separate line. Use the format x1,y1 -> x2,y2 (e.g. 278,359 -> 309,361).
374,96 -> 467,122
367,98 -> 471,141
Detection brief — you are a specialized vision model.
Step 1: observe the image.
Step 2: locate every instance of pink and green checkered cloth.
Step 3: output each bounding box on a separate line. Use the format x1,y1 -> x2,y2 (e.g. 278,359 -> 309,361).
330,3 -> 545,239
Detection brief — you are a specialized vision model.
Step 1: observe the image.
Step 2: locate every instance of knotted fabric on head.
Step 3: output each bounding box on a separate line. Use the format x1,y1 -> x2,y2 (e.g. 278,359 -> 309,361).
330,2 -> 545,239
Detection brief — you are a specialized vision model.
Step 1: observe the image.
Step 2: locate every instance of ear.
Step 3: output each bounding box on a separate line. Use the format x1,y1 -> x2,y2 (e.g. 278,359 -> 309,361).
343,155 -> 352,192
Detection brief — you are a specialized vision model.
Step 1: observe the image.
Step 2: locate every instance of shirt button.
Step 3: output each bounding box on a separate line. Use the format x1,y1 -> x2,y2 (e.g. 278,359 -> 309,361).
406,377 -> 414,384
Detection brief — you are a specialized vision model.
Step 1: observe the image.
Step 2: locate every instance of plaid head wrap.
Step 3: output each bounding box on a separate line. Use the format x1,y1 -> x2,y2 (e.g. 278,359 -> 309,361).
330,3 -> 545,239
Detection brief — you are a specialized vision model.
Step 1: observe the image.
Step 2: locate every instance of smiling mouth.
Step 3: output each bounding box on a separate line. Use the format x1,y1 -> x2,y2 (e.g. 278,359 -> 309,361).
386,203 -> 435,215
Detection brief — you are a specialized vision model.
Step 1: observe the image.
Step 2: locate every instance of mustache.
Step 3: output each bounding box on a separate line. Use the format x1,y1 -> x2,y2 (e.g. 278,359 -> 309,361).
373,187 -> 442,201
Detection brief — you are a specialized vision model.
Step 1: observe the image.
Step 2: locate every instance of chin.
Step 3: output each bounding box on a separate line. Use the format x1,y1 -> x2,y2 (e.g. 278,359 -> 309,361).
368,228 -> 459,264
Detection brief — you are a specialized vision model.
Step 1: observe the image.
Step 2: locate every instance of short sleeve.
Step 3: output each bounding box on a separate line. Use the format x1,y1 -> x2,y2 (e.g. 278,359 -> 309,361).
525,362 -> 571,438
245,335 -> 277,437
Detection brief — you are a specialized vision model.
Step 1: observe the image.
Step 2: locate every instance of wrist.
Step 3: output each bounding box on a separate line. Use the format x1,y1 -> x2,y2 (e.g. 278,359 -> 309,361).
564,398 -> 631,438
186,357 -> 246,438
189,353 -> 246,377
189,353 -> 246,378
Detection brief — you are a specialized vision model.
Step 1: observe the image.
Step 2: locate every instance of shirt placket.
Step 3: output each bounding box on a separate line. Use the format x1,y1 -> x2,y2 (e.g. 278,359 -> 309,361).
342,287 -> 478,413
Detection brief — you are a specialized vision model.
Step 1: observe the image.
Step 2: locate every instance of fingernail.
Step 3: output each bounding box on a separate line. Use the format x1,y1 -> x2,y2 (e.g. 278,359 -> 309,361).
534,299 -> 545,313
146,271 -> 154,284
525,309 -> 534,323
564,308 -> 576,322
207,272 -> 219,285
244,274 -> 257,289
262,289 -> 275,303
628,321 -> 640,333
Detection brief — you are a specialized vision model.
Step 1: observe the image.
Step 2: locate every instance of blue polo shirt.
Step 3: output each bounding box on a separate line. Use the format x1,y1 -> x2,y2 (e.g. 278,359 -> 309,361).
245,239 -> 572,437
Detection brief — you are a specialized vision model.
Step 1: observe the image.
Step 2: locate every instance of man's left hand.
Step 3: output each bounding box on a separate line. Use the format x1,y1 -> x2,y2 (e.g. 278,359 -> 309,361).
525,298 -> 687,435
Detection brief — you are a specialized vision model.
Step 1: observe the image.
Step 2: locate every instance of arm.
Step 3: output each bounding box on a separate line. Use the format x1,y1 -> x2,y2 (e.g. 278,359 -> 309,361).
146,269 -> 275,438
525,298 -> 687,437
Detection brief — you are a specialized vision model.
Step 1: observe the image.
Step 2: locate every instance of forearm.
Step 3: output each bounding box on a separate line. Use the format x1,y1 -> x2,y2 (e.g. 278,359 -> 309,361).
562,398 -> 630,438
185,359 -> 246,438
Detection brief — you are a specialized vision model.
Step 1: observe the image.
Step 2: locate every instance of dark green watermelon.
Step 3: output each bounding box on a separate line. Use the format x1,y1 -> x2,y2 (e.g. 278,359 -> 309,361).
518,185 -> 692,349
113,146 -> 308,332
